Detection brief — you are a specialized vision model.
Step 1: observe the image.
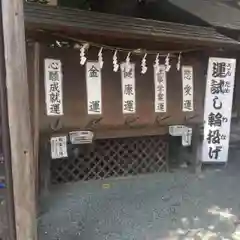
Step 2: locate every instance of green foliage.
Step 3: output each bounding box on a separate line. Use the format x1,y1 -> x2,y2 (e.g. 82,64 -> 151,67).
27,0 -> 91,9
27,0 -> 49,3
58,0 -> 90,9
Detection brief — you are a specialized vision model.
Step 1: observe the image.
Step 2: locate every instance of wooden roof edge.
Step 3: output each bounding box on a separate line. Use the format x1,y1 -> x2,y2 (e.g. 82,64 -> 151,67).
23,2 -> 240,48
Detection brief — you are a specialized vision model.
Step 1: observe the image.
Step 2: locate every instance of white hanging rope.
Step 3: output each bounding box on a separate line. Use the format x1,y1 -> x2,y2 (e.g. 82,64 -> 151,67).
54,33 -> 199,56
52,34 -> 190,73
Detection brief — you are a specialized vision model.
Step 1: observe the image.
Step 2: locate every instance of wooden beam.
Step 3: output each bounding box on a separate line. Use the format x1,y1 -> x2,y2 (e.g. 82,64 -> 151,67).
1,0 -> 37,239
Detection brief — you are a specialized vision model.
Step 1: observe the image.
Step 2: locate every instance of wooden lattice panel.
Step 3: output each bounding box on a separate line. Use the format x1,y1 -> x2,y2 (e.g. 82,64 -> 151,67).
51,136 -> 168,184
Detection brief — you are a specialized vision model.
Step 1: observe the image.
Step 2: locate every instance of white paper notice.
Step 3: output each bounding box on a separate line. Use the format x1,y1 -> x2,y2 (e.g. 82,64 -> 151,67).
44,59 -> 63,116
202,57 -> 236,163
169,125 -> 185,136
86,62 -> 102,115
169,125 -> 192,147
51,136 -> 68,159
182,66 -> 194,112
154,65 -> 167,112
182,127 -> 192,147
121,63 -> 136,114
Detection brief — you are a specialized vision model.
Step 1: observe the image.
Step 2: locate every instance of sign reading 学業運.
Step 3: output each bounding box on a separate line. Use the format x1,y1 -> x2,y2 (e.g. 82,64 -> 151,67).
86,61 -> 102,115
154,65 -> 167,113
202,57 -> 236,163
121,62 -> 136,114
44,59 -> 63,116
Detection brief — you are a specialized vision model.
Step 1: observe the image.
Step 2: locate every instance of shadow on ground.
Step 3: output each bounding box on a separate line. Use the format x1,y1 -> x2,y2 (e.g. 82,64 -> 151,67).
38,148 -> 240,240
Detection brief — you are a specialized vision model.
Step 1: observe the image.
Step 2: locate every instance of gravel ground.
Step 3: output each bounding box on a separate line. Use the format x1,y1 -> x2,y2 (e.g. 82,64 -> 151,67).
0,189 -> 11,239
38,148 -> 240,240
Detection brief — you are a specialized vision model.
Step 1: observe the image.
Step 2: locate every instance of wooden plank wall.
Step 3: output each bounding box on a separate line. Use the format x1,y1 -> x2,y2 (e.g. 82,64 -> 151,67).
27,45 -> 206,139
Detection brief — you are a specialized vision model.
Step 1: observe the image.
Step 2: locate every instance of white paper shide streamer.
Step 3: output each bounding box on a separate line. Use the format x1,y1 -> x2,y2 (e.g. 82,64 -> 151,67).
165,53 -> 171,72
80,43 -> 88,65
113,50 -> 119,72
125,52 -> 131,73
141,53 -> 147,74
154,54 -> 160,73
98,47 -> 104,69
86,61 -> 102,115
176,52 -> 181,71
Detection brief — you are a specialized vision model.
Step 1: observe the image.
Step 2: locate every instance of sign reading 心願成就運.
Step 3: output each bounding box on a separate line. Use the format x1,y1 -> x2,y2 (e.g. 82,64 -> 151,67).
44,59 -> 64,116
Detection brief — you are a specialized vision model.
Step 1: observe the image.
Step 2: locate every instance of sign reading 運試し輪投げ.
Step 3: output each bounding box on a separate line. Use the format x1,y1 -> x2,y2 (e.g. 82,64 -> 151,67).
202,57 -> 236,163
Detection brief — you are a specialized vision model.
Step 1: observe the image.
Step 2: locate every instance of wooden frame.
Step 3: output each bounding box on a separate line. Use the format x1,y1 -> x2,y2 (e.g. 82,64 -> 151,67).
1,0 -> 37,239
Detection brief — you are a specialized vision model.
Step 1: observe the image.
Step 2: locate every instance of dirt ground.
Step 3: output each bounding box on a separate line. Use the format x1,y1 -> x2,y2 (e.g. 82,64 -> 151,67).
38,148 -> 240,240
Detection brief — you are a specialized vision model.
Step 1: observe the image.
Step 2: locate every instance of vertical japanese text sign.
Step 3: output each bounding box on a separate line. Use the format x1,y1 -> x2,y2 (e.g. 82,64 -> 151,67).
154,65 -> 167,112
182,66 -> 194,112
51,136 -> 68,159
44,59 -> 63,116
202,58 -> 236,163
86,62 -> 102,115
121,63 -> 136,114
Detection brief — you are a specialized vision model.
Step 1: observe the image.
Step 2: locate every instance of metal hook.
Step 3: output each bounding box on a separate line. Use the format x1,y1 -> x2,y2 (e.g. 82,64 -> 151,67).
155,115 -> 171,125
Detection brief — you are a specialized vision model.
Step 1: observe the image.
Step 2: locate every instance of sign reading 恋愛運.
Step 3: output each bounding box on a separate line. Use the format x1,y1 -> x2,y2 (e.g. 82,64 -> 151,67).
86,61 -> 102,115
202,57 -> 236,163
121,63 -> 136,114
182,66 -> 194,112
44,59 -> 63,116
154,65 -> 167,113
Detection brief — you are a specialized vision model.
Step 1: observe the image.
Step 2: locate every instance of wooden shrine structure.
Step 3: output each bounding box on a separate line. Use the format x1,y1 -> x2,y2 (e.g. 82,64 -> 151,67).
1,1 -> 240,239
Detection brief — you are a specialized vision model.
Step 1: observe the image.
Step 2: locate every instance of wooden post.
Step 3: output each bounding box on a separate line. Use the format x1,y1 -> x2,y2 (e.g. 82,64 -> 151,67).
191,125 -> 202,174
33,42 -> 40,200
0,3 -> 16,239
1,0 -> 37,239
